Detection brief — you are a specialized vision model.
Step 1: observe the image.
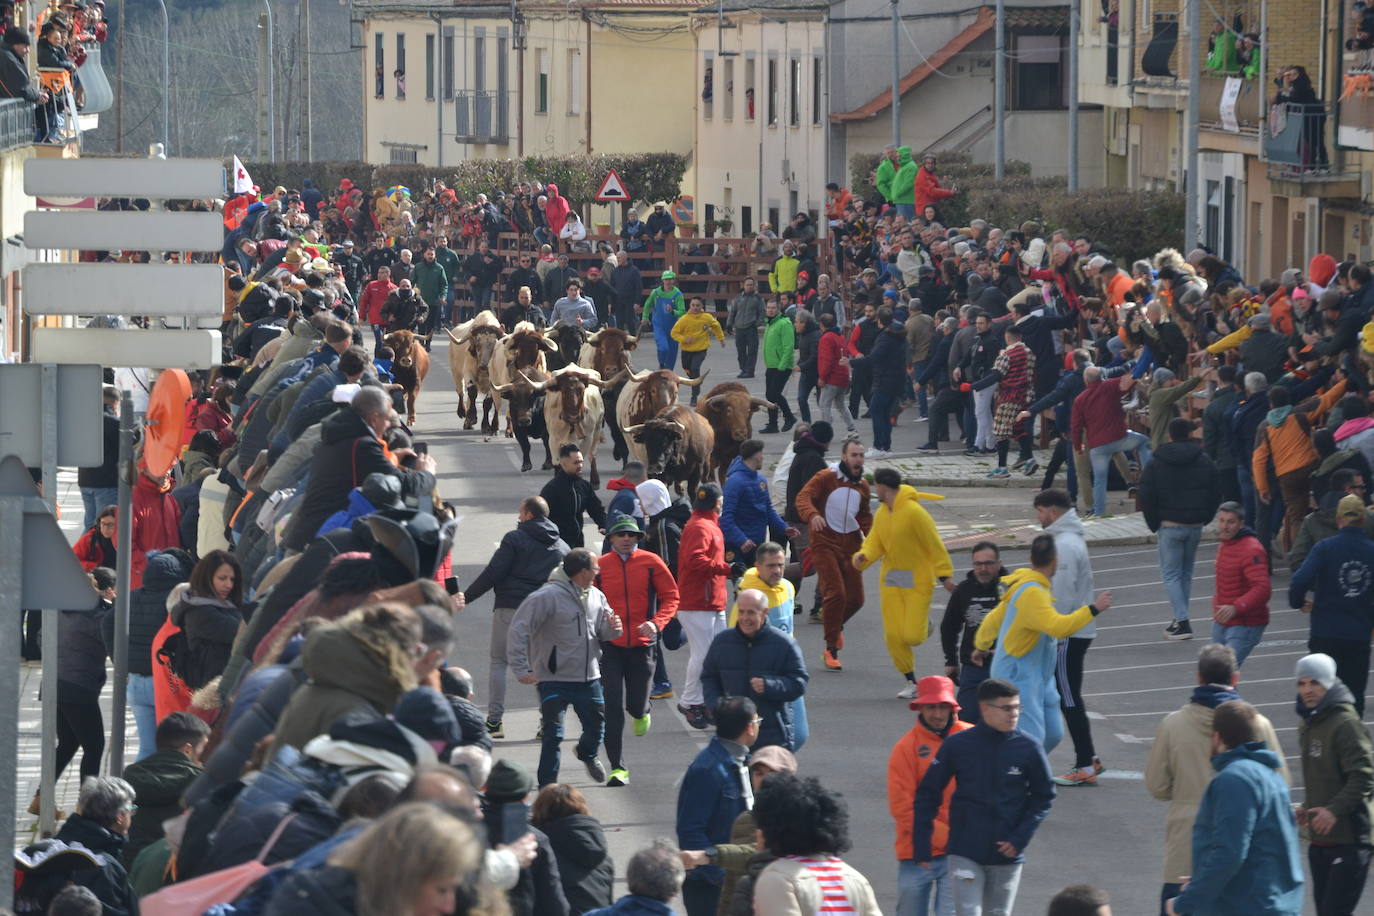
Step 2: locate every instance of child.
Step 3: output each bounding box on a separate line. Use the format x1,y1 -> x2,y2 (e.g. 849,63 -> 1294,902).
373,344 -> 395,383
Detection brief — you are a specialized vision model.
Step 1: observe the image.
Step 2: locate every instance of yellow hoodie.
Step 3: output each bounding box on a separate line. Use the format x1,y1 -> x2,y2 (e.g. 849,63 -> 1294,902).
855,484 -> 952,584
973,568 -> 1095,658
671,310 -> 726,352
728,567 -> 796,632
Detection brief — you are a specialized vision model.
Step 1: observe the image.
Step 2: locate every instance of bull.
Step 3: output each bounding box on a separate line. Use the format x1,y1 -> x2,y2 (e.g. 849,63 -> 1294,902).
382,329 -> 430,427
545,323 -> 589,372
696,381 -> 775,483
521,365 -> 624,488
623,404 -> 715,496
578,327 -> 637,464
616,368 -> 709,467
493,366 -> 553,473
446,310 -> 505,433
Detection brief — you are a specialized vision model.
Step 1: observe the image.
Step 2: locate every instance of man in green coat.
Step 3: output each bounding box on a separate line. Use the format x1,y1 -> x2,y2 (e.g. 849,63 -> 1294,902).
891,146 -> 917,219
875,147 -> 897,204
412,247 -> 449,339
1294,653 -> 1374,915
760,299 -> 797,433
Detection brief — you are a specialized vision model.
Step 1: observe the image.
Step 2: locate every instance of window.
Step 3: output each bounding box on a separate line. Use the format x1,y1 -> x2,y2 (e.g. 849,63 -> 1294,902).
567,48 -> 583,115
395,34 -> 406,99
744,57 -> 755,120
702,57 -> 713,119
474,31 -> 485,91
723,58 -> 734,120
425,35 -> 435,100
374,33 -> 384,99
1012,34 -> 1063,110
741,205 -> 753,236
535,48 -> 549,113
766,56 -> 777,125
767,206 -> 779,231
443,30 -> 454,100
788,57 -> 800,126
811,56 -> 822,124
497,36 -> 509,137
389,147 -> 419,164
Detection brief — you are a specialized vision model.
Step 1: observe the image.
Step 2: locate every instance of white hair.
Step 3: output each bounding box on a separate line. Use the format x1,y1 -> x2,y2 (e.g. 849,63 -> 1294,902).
1244,371 -> 1268,395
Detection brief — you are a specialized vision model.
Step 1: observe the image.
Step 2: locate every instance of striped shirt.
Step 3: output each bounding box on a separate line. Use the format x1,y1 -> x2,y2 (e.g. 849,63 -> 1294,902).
786,855 -> 859,914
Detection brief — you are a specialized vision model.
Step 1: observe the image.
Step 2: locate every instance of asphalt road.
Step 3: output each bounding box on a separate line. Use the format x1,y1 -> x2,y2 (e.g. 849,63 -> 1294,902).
419,333 -> 1354,915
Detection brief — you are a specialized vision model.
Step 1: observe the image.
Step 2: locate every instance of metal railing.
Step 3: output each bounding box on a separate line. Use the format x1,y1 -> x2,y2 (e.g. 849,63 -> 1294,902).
454,90 -> 511,144
1265,102 -> 1337,174
0,98 -> 34,153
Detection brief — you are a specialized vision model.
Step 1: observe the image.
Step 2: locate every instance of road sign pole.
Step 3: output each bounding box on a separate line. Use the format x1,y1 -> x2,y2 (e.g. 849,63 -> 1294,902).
39,365 -> 58,837
0,493 -> 24,910
108,392 -> 134,777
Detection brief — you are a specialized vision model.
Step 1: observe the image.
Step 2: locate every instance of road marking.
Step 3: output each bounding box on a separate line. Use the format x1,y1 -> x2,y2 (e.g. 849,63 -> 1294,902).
1114,732 -> 1153,744
1085,649 -> 1307,674
1098,770 -> 1145,780
1084,675 -> 1297,698
1104,574 -> 1217,591
1094,608 -> 1303,632
1093,627 -> 1309,651
1275,720 -> 1374,733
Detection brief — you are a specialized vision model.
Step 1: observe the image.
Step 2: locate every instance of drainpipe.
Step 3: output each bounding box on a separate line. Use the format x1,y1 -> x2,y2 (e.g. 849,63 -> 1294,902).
431,12 -> 444,166
585,15 -> 593,153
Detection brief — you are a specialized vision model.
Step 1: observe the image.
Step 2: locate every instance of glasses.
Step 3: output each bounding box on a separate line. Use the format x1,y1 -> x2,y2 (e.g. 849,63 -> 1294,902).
972,560 -> 999,567
987,703 -> 1022,713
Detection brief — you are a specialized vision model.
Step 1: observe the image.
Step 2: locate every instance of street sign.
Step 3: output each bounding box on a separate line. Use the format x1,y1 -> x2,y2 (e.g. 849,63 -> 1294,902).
594,169 -> 631,202
0,455 -> 99,610
22,263 -> 225,316
0,364 -> 103,467
24,210 -> 224,252
32,327 -> 222,369
24,157 -> 224,199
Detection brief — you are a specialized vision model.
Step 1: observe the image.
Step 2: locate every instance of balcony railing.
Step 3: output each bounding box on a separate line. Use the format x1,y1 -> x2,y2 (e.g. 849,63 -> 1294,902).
0,98 -> 34,153
454,90 -> 511,144
1265,102 -> 1362,196
1198,73 -> 1264,132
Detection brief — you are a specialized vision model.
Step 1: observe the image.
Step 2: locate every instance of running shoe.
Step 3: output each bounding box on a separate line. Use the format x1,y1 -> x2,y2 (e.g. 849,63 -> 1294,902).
1092,756 -> 1106,776
1022,459 -> 1040,477
633,713 -> 652,737
986,468 -> 1011,479
484,718 -> 504,740
650,683 -> 674,700
1052,767 -> 1099,787
823,649 -> 843,671
1011,456 -> 1029,470
606,768 -> 630,787
1165,620 -> 1194,640
580,754 -> 607,783
896,682 -> 917,700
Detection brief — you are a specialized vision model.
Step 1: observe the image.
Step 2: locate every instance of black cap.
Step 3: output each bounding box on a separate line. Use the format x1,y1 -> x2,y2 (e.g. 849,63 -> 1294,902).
5,28 -> 30,46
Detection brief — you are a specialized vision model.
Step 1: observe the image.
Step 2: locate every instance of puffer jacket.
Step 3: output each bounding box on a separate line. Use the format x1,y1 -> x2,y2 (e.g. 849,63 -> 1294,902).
465,516 -> 570,609
1139,440 -> 1222,531
263,864 -> 358,916
889,715 -> 972,860
169,594 -> 245,690
700,622 -> 808,750
121,749 -> 202,865
58,599 -> 110,701
816,327 -> 853,387
1213,529 -> 1271,627
104,550 -> 192,677
596,547 -> 680,648
542,813 -> 615,915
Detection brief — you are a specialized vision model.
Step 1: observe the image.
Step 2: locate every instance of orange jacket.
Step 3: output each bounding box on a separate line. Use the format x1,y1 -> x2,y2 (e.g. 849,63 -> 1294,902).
596,548 -> 680,648
1105,270 -> 1133,308
1252,380 -> 1346,498
888,716 -> 972,859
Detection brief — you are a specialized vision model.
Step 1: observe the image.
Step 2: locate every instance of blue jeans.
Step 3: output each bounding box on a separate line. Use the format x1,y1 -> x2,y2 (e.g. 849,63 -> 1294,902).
909,361 -> 928,415
128,674 -> 158,761
80,487 -> 120,532
1088,431 -> 1151,516
899,857 -> 955,916
1157,525 -> 1203,623
956,663 -> 989,723
536,680 -> 606,787
896,203 -> 916,220
1211,622 -> 1265,666
871,388 -> 896,451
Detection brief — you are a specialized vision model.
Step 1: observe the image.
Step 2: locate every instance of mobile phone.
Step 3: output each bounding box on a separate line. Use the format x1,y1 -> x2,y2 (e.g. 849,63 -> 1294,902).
493,802 -> 529,845
414,441 -> 429,455
445,576 -> 460,595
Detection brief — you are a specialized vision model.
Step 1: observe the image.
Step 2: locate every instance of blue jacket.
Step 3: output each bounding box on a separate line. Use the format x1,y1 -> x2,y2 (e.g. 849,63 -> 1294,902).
1028,367 -> 1085,433
274,368 -> 348,451
314,488 -> 377,540
584,895 -> 676,916
1289,525 -> 1374,641
913,722 -> 1054,865
675,738 -> 749,886
848,322 -> 908,390
1172,742 -> 1303,916
701,623 -> 808,750
720,456 -> 787,552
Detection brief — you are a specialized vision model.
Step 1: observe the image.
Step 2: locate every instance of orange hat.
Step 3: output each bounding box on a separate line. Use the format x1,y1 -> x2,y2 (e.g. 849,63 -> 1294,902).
908,675 -> 960,711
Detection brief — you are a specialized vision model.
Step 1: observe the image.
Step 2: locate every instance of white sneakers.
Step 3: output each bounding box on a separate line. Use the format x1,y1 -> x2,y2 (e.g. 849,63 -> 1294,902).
865,448 -> 893,459
896,683 -> 917,700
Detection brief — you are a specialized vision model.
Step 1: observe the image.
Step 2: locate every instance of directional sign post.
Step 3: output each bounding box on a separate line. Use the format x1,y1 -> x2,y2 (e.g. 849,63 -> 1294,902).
594,168 -> 632,203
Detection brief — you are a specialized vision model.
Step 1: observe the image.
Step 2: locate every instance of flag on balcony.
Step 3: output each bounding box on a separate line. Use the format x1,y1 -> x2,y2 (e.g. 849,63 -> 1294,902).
232,156 -> 254,195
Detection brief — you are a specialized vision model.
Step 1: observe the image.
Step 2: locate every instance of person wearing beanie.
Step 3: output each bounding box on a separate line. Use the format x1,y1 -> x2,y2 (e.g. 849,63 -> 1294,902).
887,675 -> 972,913
482,760 -> 570,916
1294,652 -> 1374,916
1146,366 -> 1203,450
1289,495 -> 1374,716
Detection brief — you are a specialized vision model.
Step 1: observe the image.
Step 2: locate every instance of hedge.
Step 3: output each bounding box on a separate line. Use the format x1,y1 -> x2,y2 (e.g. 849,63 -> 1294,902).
847,151 -> 1183,262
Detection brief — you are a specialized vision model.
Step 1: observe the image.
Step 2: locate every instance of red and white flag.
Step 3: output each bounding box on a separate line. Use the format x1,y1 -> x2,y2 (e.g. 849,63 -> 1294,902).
232,156 -> 254,195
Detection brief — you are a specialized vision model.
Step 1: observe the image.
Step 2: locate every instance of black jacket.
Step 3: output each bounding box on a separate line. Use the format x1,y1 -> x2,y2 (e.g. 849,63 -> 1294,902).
541,813 -> 615,915
940,567 -> 1007,667
849,322 -> 908,390
1240,328 -> 1293,382
487,821 -> 570,916
0,46 -> 41,102
281,409 -> 434,552
584,278 -> 617,324
1139,440 -> 1222,531
169,594 -> 244,689
918,331 -> 956,392
50,814 -> 137,916
264,864 -> 358,916
104,550 -> 192,677
540,469 -> 607,549
233,315 -> 289,361
78,409 -> 122,488
795,319 -> 821,376
58,600 -> 110,701
502,302 -> 548,331
507,265 -> 543,304
380,287 -> 428,332
447,694 -> 494,751
544,266 -> 578,306
784,436 -> 829,525
121,749 -> 202,865
464,249 -> 505,289
611,264 -> 645,307
465,517 -> 570,608
701,623 -> 809,750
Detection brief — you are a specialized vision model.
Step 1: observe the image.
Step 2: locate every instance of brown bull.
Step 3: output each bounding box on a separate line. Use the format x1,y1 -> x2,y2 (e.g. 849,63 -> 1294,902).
383,329 -> 430,426
521,365 -> 625,488
623,404 -> 715,496
616,368 -> 708,467
696,382 -> 774,483
580,327 -> 637,464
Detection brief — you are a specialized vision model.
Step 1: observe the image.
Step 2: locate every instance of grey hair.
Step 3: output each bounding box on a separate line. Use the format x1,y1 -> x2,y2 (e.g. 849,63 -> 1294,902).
1243,371 -> 1268,395
1088,255 -> 1110,271
351,385 -> 392,420
1052,241 -> 1073,256
448,745 -> 493,790
940,317 -> 958,332
626,838 -> 686,900
415,604 -> 455,653
47,885 -> 102,916
1083,366 -> 1103,383
794,309 -> 814,324
970,218 -> 988,230
1132,259 -> 1152,275
77,776 -> 136,829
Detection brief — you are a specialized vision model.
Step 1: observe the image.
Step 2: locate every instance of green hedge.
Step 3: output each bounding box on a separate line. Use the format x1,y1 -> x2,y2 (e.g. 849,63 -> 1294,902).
846,151 -> 1183,262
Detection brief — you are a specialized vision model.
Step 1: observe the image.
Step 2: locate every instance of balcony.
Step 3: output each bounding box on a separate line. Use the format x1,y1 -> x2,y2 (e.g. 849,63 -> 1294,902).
0,98 -> 34,153
1265,102 -> 1363,198
1198,73 -> 1263,134
454,90 -> 511,145
1338,71 -> 1374,151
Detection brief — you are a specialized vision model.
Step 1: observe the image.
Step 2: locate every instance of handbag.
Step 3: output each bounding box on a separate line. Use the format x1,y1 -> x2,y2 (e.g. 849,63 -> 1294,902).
139,814 -> 297,916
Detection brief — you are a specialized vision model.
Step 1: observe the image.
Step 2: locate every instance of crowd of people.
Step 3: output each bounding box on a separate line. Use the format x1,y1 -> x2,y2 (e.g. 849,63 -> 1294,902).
10,151 -> 1374,916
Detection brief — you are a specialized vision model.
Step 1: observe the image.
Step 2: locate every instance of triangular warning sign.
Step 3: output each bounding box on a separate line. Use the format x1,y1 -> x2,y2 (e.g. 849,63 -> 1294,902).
594,168 -> 631,202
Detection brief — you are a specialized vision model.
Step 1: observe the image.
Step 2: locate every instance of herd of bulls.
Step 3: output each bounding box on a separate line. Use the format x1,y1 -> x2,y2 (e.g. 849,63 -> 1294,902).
438,314 -> 774,491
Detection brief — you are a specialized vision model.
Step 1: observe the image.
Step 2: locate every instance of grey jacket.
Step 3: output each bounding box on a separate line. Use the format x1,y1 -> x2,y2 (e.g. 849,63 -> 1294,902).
726,293 -> 766,331
507,572 -> 619,683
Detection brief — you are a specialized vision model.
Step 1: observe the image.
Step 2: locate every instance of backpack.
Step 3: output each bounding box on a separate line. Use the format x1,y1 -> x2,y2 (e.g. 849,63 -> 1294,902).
157,627 -> 218,690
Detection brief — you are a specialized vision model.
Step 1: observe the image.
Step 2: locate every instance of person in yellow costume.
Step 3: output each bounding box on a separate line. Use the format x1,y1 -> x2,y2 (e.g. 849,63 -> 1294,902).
852,467 -> 956,700
670,297 -> 726,406
972,533 -> 1113,751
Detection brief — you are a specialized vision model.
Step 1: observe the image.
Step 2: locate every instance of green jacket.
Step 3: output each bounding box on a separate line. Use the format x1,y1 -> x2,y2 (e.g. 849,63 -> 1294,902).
1148,376 -> 1203,449
1297,682 -> 1374,846
768,255 -> 799,295
764,314 -> 796,370
891,146 -> 917,205
121,749 -> 203,865
413,260 -> 449,309
433,246 -> 462,287
875,157 -> 897,203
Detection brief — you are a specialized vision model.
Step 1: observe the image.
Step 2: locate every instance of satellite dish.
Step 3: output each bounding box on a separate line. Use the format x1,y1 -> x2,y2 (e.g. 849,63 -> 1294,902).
143,369 -> 191,478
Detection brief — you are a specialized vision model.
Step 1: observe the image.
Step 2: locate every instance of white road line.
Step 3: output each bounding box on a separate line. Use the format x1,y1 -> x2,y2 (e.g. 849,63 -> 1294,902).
1092,628 -> 1309,651
1084,675 -> 1297,698
1084,649 -> 1307,674
1105,574 -> 1217,591
1275,720 -> 1374,733
1094,608 -> 1302,631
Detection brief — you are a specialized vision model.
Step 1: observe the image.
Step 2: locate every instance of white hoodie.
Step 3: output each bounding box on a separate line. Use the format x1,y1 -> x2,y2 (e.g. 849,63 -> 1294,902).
1045,508 -> 1096,638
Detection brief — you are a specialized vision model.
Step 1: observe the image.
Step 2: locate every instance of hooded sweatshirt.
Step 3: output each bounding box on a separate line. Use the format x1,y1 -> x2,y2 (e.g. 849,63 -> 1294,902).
1296,680 -> 1374,846
973,568 -> 1097,658
891,147 -> 917,205
1289,525 -> 1374,641
467,516 -> 571,610
1043,509 -> 1096,639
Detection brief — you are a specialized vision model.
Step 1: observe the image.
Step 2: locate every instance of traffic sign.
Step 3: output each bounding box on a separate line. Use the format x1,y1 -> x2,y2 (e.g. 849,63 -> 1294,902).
0,364 -> 103,467
594,168 -> 631,203
24,210 -> 225,252
23,263 -> 225,316
0,455 -> 99,610
24,157 -> 224,199
32,327 -> 222,370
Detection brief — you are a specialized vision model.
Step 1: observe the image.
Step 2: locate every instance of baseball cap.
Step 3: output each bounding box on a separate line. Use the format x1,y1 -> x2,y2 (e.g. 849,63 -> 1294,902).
1338,493 -> 1365,522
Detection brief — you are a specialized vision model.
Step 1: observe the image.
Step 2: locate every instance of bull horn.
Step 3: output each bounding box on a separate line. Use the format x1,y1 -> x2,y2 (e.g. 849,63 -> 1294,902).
492,382 -> 514,394
538,336 -> 558,352
602,369 -> 629,387
670,419 -> 686,432
587,330 -> 602,345
445,328 -> 467,346
677,369 -> 710,387
749,396 -> 777,411
519,371 -> 549,392
624,336 -> 637,346
585,374 -> 611,388
622,423 -> 646,435
629,369 -> 654,382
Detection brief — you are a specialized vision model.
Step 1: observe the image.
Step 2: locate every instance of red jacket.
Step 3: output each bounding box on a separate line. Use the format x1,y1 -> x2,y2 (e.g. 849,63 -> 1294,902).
132,474 -> 183,590
913,167 -> 955,214
597,547 -> 680,648
817,328 -> 855,387
72,527 -> 115,573
1213,531 -> 1271,627
1070,375 -> 1130,452
192,401 -> 236,449
359,279 -> 397,325
676,510 -> 732,611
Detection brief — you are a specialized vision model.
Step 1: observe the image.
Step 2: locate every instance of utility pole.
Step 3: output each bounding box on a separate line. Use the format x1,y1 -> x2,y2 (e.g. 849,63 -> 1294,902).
890,0 -> 900,147
994,0 -> 1005,179
1068,0 -> 1079,190
114,0 -> 123,153
302,0 -> 312,160
1184,0 -> 1201,247
258,14 -> 270,161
